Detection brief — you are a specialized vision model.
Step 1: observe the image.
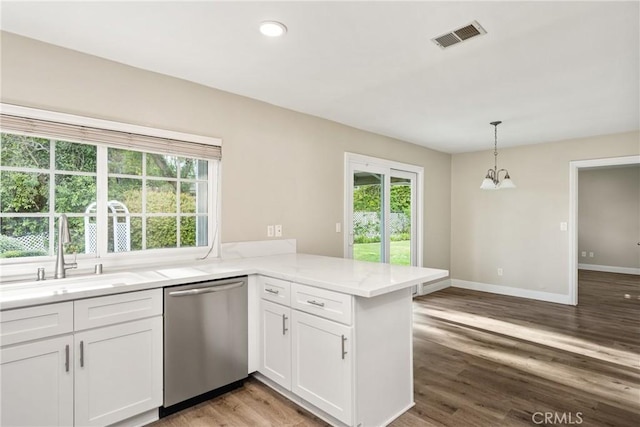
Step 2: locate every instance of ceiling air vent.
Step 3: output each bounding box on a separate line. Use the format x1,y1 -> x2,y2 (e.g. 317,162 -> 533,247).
432,21 -> 486,49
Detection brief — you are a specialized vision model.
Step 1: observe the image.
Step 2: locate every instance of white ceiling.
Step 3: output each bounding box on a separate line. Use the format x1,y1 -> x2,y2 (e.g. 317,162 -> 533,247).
1,1 -> 639,153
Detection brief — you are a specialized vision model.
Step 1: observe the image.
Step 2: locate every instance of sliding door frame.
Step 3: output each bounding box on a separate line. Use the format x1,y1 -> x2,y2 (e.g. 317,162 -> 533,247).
344,153 -> 424,267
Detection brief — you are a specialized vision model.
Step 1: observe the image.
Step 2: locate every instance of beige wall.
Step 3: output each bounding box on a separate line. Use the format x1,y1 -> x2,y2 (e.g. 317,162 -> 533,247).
578,166 -> 640,269
0,32 -> 451,270
451,132 -> 640,295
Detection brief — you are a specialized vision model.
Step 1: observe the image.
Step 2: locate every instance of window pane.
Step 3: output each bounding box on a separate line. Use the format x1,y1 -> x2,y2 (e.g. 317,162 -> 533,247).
0,217 -> 49,258
352,172 -> 384,263
108,177 -> 142,213
130,217 -> 142,251
55,174 -> 97,213
147,217 -> 176,249
1,171 -> 50,213
180,182 -> 208,214
147,181 -> 177,213
180,158 -> 208,180
55,140 -> 96,172
107,214 -> 131,252
180,217 -> 196,247
108,216 -> 142,253
146,153 -> 177,178
390,178 -> 411,266
0,133 -> 50,169
108,148 -> 142,175
56,216 -> 92,255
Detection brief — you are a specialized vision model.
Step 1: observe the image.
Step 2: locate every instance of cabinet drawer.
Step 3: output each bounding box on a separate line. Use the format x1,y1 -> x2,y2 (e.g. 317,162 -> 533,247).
0,302 -> 73,346
260,276 -> 291,306
291,283 -> 352,325
75,289 -> 162,331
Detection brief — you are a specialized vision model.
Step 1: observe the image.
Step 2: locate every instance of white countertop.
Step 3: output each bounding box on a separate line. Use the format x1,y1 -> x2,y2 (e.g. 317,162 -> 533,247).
0,253 -> 448,310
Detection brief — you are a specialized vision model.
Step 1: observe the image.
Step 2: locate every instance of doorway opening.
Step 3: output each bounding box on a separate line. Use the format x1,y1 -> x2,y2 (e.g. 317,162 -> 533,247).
569,155 -> 640,305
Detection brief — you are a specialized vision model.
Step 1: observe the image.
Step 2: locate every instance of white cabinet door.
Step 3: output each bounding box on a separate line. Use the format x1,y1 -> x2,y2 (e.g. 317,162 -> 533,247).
260,300 -> 291,389
0,335 -> 74,427
291,310 -> 353,425
74,317 -> 163,427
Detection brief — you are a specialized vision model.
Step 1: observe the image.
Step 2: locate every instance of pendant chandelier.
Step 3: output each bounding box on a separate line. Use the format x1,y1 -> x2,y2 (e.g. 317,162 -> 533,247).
480,121 -> 516,190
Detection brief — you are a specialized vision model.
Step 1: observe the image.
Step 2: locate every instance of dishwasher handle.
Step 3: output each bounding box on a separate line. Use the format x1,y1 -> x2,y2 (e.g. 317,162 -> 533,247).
168,281 -> 244,297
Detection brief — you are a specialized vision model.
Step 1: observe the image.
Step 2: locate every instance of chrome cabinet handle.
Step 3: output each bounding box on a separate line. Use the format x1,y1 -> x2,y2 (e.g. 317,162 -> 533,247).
307,300 -> 325,307
282,314 -> 288,335
169,281 -> 244,296
80,341 -> 84,368
341,335 -> 347,359
265,288 -> 279,295
65,345 -> 70,372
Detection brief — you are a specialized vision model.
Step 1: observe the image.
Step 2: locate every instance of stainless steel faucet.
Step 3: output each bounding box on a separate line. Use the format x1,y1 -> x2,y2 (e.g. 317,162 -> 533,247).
55,214 -> 77,279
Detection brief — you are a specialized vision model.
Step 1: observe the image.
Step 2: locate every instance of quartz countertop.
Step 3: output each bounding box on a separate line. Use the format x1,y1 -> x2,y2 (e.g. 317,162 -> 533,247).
0,253 -> 448,310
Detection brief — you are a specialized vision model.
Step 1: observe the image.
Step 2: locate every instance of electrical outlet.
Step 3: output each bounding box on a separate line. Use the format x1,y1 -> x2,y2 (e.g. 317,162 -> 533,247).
581,251 -> 587,257
497,268 -> 503,276
589,252 -> 594,258
275,224 -> 282,237
267,225 -> 274,237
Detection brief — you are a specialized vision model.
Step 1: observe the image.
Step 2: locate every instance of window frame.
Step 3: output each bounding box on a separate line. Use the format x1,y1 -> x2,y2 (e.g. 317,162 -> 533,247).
0,104 -> 221,276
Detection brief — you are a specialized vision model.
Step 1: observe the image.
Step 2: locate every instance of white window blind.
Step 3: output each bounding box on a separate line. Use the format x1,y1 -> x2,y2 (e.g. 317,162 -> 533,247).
0,113 -> 222,160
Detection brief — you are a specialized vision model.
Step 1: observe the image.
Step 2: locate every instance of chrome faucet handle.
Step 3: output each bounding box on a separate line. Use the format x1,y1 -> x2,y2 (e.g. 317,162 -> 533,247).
68,253 -> 78,269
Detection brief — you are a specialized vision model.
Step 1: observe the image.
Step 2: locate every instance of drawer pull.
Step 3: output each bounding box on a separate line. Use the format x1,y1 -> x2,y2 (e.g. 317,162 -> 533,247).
341,335 -> 348,359
80,341 -> 84,368
65,345 -> 70,372
282,314 -> 288,335
265,288 -> 280,295
307,300 -> 325,307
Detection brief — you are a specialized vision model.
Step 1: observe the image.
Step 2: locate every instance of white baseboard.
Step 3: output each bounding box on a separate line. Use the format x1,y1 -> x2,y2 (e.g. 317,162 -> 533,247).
419,279 -> 451,296
451,279 -> 571,305
578,263 -> 640,275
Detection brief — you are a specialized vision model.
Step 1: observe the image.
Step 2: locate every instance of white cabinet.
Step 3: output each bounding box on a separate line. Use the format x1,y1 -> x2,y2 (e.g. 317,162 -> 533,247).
0,302 -> 74,427
291,310 -> 353,424
260,299 -> 291,389
0,289 -> 163,427
74,317 -> 163,427
257,276 -> 414,427
0,335 -> 74,427
72,289 -> 163,426
258,276 -> 354,426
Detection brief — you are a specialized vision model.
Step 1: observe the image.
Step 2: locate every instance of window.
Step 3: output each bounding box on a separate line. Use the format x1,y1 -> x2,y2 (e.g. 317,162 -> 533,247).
0,134 -> 97,257
106,148 -> 209,251
0,105 -> 220,262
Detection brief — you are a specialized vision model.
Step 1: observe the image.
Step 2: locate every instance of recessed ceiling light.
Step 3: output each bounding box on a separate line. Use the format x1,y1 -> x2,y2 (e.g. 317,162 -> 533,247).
260,21 -> 287,37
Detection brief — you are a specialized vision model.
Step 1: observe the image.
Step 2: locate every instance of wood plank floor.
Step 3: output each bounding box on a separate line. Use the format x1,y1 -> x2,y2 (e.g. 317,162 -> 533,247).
150,270 -> 639,426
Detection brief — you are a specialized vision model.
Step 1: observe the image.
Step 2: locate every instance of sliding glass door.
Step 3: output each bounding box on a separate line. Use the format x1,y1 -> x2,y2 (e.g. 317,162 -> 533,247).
345,154 -> 421,267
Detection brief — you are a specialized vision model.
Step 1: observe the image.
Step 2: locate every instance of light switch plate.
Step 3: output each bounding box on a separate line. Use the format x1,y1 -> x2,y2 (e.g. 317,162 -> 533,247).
560,222 -> 568,231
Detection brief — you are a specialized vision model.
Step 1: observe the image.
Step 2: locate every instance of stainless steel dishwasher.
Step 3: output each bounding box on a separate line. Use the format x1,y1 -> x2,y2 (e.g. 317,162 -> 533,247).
161,276 -> 248,415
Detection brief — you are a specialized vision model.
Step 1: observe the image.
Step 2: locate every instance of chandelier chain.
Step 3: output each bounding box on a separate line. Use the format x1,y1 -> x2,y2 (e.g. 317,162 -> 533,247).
494,122 -> 498,172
